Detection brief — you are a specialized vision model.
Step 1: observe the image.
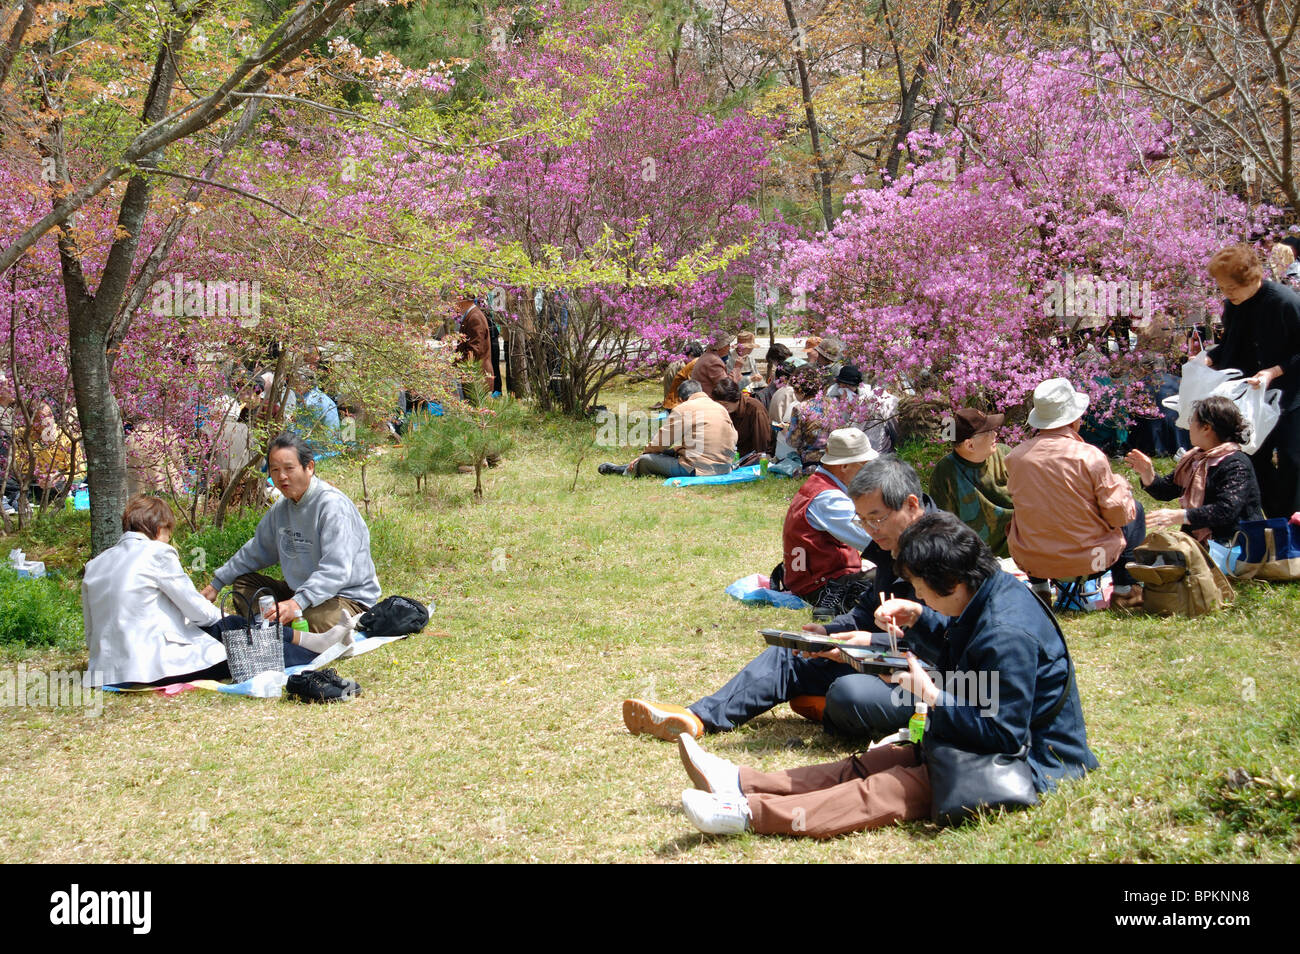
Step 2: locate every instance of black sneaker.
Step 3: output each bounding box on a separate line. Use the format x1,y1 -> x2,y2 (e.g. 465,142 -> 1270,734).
598,463 -> 626,476
286,668 -> 362,703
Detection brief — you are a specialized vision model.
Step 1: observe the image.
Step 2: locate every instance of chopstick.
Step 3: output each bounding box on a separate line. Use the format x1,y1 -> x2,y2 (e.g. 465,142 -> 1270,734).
879,591 -> 900,654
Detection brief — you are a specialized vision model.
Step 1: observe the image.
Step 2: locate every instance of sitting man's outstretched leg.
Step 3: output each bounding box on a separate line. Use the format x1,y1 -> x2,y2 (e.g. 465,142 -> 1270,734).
624,647 -> 854,741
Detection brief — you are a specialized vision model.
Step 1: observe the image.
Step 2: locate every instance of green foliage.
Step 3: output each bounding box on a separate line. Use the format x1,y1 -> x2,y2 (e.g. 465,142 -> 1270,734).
0,566 -> 85,650
397,387 -> 531,496
897,436 -> 949,491
174,509 -> 269,586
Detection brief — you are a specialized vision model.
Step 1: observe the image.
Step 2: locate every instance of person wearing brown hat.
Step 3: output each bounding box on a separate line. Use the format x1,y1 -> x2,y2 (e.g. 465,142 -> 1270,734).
690,332 -> 742,398
730,331 -> 759,387
928,407 -> 1015,558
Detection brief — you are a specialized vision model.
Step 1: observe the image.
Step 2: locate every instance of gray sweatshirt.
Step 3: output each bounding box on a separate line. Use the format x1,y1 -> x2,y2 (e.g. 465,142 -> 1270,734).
211,476 -> 381,609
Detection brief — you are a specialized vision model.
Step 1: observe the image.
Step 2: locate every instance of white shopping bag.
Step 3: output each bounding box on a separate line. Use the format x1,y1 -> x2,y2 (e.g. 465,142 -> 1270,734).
1215,379 -> 1282,455
1162,360 -> 1242,428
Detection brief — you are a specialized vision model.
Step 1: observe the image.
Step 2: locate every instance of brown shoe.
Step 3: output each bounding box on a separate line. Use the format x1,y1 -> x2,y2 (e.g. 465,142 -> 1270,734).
1109,587 -> 1144,611
623,699 -> 704,741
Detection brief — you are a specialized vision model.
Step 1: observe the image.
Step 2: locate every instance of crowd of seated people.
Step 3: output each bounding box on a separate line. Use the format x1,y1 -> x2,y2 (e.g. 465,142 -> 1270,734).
621,293 -> 1285,840
62,241 -> 1290,843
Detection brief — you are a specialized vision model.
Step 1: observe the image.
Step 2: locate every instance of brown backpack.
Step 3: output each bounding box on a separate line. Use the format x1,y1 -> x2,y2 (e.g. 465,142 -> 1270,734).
1125,529 -> 1235,617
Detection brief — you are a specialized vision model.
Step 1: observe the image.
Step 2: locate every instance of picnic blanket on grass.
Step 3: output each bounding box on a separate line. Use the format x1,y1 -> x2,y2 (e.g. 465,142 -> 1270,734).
665,464 -> 792,488
101,632 -> 409,699
726,573 -> 811,609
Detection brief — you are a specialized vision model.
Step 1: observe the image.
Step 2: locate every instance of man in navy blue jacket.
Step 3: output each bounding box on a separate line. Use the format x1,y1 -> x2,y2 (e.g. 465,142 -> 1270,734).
623,457 -> 945,742
673,512 -> 1099,838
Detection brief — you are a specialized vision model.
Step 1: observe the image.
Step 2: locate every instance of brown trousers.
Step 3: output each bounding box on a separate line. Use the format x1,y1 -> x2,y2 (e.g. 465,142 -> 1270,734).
739,743 -> 931,839
231,572 -> 367,634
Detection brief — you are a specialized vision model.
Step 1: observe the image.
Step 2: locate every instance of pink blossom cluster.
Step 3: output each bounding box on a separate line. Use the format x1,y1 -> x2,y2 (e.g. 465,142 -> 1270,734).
772,48 -> 1270,427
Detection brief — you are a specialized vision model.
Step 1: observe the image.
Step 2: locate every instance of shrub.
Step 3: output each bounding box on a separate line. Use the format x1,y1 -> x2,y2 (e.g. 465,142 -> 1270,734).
397,387 -> 529,497
0,566 -> 85,650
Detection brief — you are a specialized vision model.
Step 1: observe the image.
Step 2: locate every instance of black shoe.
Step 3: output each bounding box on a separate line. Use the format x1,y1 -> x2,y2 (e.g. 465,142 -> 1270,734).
598,463 -> 626,476
286,668 -> 362,703
812,578 -> 849,621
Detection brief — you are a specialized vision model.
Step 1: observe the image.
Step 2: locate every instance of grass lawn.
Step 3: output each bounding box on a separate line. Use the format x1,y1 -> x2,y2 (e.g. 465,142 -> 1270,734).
1,379 -> 1297,862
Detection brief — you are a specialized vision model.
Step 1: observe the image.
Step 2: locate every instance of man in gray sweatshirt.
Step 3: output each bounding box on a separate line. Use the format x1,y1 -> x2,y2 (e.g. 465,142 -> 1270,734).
201,432 -> 381,632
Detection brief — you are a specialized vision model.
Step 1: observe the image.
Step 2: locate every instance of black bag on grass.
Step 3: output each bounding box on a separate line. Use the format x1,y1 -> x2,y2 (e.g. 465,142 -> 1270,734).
358,596 -> 430,637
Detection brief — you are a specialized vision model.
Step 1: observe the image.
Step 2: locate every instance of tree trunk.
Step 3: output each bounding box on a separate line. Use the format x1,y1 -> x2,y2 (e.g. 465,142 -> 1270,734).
69,327 -> 129,552
783,0 -> 835,229
882,0 -> 966,182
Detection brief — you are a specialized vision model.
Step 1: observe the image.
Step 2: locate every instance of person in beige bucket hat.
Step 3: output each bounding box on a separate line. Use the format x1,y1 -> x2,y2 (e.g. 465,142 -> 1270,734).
1006,378 -> 1147,610
820,427 -> 879,467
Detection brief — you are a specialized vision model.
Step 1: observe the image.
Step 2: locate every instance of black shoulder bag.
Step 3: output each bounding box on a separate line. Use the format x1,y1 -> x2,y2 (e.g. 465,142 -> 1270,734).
924,655 -> 1077,827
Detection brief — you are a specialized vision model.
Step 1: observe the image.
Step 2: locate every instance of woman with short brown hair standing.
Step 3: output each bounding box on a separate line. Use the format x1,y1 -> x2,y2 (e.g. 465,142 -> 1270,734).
1204,243 -> 1300,517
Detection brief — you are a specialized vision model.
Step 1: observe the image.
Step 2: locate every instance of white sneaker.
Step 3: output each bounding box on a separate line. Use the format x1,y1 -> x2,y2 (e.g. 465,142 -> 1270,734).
681,789 -> 751,835
678,733 -> 741,794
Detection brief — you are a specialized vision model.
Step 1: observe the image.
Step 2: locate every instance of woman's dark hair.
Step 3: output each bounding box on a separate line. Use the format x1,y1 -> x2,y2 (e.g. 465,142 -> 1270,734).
765,343 -> 792,364
122,495 -> 176,539
772,360 -> 794,381
1192,396 -> 1250,444
711,378 -> 741,404
894,512 -> 1000,598
268,431 -> 314,468
684,341 -> 705,359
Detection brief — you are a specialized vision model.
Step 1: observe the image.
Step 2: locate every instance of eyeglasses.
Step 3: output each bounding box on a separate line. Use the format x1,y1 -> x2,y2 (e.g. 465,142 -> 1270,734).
852,512 -> 892,531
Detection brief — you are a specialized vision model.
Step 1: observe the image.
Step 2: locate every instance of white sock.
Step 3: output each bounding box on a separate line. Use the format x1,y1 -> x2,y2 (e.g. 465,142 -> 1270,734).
293,611 -> 363,653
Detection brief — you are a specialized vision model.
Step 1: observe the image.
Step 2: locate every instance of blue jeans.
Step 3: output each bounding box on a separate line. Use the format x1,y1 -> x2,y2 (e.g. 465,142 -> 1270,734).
687,647 -> 913,740
824,674 -> 916,740
628,453 -> 692,478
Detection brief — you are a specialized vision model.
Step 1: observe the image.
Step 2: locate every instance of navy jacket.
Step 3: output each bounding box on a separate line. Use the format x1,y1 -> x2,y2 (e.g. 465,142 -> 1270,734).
911,570 -> 1099,793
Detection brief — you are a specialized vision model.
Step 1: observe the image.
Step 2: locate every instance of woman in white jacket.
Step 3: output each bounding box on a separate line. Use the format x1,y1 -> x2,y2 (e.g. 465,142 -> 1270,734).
83,496 -> 321,686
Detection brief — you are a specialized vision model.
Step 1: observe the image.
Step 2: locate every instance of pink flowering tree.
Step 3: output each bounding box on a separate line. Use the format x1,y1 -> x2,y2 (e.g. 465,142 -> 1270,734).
474,2 -> 778,415
774,48 -> 1267,434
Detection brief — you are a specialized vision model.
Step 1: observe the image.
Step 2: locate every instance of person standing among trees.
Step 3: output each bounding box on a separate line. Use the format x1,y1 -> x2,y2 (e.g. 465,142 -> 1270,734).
1203,244 -> 1300,517
453,294 -> 495,398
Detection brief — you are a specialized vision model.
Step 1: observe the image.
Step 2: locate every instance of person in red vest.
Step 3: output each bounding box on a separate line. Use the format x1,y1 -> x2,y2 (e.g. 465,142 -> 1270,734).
779,428 -> 877,619
623,455 -> 948,746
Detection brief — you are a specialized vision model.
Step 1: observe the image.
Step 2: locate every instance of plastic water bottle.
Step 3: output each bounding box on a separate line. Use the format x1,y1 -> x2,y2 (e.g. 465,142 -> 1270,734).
258,595 -> 277,634
759,453 -> 769,477
291,610 -> 309,635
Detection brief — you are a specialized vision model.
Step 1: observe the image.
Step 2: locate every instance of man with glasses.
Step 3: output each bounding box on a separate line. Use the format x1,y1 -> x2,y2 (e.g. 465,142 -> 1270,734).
622,457 -> 945,743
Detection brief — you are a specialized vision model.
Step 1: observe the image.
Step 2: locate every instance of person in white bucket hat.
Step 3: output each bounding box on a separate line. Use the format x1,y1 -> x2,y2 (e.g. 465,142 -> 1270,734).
1006,378 -> 1147,610
769,427 -> 879,618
